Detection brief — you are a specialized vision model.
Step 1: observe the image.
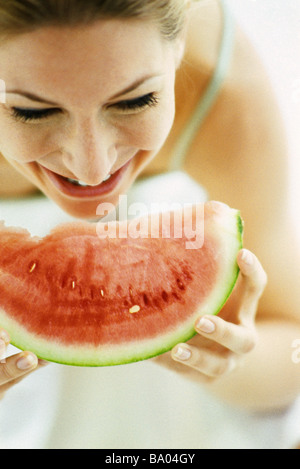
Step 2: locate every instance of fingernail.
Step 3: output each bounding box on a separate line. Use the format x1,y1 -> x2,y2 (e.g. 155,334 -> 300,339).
17,353 -> 37,370
241,249 -> 253,266
173,346 -> 191,361
196,317 -> 216,334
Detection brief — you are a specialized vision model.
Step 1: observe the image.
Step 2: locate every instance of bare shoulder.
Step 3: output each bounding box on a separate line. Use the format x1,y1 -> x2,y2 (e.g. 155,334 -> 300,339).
181,3 -> 300,321
155,0 -> 289,206
183,1 -> 289,219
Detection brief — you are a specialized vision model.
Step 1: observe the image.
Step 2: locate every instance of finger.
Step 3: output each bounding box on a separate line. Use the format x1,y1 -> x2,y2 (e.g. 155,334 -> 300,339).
0,328 -> 10,346
0,328 -> 10,363
38,359 -> 49,367
219,250 -> 267,326
172,343 -> 236,378
0,339 -> 6,362
0,351 -> 38,386
195,315 -> 258,355
0,358 -> 47,398
238,249 -> 268,299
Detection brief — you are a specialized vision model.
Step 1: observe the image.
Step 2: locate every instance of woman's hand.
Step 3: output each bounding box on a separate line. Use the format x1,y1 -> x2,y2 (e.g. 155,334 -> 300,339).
0,329 -> 47,400
155,249 -> 268,383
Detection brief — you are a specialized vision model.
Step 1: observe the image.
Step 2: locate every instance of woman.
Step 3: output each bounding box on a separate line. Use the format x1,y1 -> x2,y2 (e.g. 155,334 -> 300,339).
0,0 -> 299,447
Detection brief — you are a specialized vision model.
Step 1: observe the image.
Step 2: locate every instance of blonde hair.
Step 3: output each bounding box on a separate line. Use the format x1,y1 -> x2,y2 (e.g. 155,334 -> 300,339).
0,0 -> 190,41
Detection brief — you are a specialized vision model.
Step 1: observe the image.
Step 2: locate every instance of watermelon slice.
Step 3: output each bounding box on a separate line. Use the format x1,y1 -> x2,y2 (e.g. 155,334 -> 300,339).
0,201 -> 243,366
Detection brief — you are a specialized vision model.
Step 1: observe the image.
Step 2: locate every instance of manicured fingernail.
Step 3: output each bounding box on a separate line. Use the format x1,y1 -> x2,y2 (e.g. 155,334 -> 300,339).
241,249 -> 253,266
173,346 -> 191,361
196,317 -> 216,334
17,353 -> 37,370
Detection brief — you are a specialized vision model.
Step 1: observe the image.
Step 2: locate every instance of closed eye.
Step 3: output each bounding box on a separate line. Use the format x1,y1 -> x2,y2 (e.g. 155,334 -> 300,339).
113,93 -> 159,112
11,92 -> 159,123
11,107 -> 61,122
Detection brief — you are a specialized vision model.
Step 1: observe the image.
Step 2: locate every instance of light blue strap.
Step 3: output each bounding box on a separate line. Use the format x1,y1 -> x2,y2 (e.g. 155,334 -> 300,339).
169,0 -> 236,172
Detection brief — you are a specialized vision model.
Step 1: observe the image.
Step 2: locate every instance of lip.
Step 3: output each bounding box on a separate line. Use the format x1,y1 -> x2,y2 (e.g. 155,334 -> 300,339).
40,159 -> 133,199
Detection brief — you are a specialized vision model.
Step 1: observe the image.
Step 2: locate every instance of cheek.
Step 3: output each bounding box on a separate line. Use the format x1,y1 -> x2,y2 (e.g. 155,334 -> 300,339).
0,120 -> 54,164
152,90 -> 176,146
122,101 -> 175,151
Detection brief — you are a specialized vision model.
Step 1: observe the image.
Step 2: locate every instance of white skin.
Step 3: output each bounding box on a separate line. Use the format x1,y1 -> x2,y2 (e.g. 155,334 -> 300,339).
0,18 -> 266,403
0,20 -> 179,218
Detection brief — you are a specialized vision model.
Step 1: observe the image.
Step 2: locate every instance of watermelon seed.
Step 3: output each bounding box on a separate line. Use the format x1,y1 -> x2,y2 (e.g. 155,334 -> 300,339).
29,262 -> 37,273
161,291 -> 169,302
100,289 -> 105,297
176,278 -> 186,291
129,287 -> 134,300
143,293 -> 150,306
71,281 -> 76,290
129,305 -> 141,314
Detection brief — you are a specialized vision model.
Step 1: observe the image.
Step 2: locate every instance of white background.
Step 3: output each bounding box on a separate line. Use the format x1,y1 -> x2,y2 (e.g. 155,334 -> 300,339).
227,0 -> 300,230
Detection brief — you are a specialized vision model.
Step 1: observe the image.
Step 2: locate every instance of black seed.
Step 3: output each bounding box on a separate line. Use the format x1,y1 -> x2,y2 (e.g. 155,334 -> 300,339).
177,278 -> 186,291
143,294 -> 150,306
161,291 -> 169,302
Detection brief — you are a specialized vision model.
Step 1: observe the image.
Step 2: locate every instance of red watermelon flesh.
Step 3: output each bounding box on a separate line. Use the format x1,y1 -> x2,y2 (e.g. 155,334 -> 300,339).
0,201 -> 243,366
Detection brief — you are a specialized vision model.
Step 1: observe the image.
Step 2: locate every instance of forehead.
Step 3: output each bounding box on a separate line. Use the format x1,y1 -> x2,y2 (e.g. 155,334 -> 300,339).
0,19 -> 171,104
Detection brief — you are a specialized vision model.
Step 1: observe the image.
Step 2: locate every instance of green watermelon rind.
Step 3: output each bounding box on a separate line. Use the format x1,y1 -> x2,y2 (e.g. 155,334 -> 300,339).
0,210 -> 243,367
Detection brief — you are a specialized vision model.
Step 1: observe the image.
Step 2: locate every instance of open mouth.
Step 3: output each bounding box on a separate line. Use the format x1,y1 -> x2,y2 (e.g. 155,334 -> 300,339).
41,159 -> 133,199
65,173 -> 112,187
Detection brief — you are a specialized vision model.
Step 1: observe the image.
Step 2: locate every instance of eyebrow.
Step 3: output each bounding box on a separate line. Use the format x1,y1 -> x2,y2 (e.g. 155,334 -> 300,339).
6,74 -> 164,106
109,74 -> 164,100
5,90 -> 58,106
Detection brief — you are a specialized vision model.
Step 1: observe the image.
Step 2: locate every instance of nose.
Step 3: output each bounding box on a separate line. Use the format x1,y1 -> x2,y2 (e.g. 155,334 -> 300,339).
62,118 -> 116,185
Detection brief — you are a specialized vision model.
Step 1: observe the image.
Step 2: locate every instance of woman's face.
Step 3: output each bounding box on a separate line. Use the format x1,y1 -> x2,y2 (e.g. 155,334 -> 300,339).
0,19 -> 179,218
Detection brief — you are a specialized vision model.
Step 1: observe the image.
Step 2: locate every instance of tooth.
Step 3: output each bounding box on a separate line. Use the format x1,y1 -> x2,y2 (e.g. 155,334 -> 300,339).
66,175 -> 111,186
67,178 -> 88,187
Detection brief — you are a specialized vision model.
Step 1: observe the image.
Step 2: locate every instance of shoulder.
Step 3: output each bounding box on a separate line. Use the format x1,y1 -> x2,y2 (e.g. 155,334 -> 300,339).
181,4 -> 300,320
182,1 -> 289,211
151,0 -> 285,177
